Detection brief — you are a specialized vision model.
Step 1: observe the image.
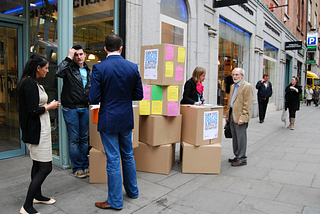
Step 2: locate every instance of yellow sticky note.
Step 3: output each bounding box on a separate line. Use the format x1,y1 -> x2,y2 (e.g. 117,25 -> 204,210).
177,47 -> 185,63
167,86 -> 179,101
165,61 -> 174,77
152,100 -> 162,115
139,100 -> 150,115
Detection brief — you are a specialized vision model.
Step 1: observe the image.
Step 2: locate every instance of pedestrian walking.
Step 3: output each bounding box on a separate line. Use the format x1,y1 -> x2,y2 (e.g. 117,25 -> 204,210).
313,86 -> 320,106
305,86 -> 313,106
285,76 -> 302,130
255,74 -> 272,123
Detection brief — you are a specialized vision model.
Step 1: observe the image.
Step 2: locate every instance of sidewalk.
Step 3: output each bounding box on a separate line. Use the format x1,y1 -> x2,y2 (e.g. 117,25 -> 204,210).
1,104 -> 320,214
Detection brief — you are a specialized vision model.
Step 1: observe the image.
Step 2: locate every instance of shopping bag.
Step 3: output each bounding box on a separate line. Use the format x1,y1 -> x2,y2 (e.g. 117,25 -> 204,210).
281,109 -> 287,126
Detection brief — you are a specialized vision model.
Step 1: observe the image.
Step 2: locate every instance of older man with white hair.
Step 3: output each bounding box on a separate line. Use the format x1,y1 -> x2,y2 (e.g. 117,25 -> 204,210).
226,68 -> 253,166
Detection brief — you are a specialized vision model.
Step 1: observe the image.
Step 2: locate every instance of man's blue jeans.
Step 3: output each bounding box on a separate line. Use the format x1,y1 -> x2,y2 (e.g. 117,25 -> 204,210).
63,107 -> 89,173
100,130 -> 139,209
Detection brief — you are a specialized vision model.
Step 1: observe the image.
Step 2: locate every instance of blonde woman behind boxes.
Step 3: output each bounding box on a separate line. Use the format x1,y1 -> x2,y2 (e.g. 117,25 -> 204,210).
180,67 -> 206,105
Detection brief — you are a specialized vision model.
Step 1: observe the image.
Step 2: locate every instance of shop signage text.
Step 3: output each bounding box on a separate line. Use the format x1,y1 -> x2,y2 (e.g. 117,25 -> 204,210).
74,0 -> 107,8
265,22 -> 280,36
239,4 -> 254,16
285,41 -> 302,50
214,0 -> 248,8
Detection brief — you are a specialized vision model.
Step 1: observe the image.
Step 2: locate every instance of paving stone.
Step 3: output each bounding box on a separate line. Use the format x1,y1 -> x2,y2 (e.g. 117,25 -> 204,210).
263,169 -> 314,187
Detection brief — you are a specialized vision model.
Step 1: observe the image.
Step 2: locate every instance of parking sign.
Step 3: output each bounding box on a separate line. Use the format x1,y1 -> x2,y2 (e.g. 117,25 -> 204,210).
307,33 -> 318,46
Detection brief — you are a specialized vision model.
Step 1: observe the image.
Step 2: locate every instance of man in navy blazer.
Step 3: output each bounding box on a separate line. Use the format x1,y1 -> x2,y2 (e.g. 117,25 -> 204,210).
89,34 -> 143,210
256,74 -> 272,123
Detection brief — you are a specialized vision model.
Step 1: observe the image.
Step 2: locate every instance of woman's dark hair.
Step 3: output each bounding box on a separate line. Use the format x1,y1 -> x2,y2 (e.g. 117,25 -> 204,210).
105,34 -> 123,52
18,53 -> 49,88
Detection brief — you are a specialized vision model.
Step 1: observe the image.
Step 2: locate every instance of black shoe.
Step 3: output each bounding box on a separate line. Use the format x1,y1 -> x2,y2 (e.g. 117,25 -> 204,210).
259,120 -> 264,123
228,157 -> 238,163
231,160 -> 247,166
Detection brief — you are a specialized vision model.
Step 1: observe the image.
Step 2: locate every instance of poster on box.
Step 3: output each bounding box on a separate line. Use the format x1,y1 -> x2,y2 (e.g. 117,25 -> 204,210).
144,49 -> 159,79
203,111 -> 219,140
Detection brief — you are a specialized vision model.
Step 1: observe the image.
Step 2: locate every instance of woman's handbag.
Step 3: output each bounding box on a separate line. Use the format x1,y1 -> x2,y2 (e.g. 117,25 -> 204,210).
281,109 -> 287,125
224,121 -> 232,138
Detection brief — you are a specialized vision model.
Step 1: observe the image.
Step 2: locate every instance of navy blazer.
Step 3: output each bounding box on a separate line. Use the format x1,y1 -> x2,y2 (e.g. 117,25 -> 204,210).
256,80 -> 272,100
89,55 -> 143,133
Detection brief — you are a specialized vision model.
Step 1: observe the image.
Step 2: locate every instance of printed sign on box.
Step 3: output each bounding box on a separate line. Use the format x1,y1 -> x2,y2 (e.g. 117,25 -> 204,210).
203,111 -> 219,140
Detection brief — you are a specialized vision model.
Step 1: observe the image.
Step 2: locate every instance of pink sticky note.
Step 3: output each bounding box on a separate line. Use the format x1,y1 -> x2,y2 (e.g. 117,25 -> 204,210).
166,45 -> 174,61
175,66 -> 183,81
167,101 -> 179,116
143,85 -> 151,100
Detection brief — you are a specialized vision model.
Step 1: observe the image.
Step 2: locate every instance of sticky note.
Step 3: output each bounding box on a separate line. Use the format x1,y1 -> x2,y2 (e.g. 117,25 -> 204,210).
167,101 -> 179,116
175,66 -> 183,81
166,45 -> 174,61
165,61 -> 174,77
139,100 -> 150,115
151,85 -> 163,101
152,100 -> 162,114
167,86 -> 179,101
143,85 -> 151,100
177,47 -> 185,63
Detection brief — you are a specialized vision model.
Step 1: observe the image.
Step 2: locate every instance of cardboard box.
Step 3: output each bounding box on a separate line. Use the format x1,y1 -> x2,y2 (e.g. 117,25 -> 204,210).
139,114 -> 182,146
180,105 -> 224,146
181,141 -> 222,174
89,105 -> 139,152
134,142 -> 175,175
89,147 -> 107,183
140,44 -> 185,86
89,148 -> 124,184
139,85 -> 181,116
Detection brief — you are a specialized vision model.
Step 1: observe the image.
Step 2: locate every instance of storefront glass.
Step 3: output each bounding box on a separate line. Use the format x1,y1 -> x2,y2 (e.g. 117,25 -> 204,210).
0,0 -> 25,17
28,0 -> 114,157
263,42 -> 277,103
0,24 -> 20,154
218,17 -> 250,114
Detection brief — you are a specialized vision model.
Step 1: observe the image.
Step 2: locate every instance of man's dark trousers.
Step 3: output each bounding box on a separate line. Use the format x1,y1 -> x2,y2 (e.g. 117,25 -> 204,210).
258,97 -> 269,122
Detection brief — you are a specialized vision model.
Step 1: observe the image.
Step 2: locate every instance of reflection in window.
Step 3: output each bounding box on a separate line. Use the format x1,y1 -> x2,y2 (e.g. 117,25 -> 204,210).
0,0 -> 25,17
160,0 -> 187,23
161,22 -> 184,46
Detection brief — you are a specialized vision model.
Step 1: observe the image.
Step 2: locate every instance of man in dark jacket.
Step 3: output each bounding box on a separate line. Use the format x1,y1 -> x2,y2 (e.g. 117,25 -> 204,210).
54,45 -> 91,178
256,74 -> 272,123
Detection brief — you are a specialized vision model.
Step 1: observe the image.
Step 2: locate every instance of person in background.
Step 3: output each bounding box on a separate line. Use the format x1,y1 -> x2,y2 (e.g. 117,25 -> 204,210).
180,67 -> 206,105
305,85 -> 313,106
89,34 -> 143,210
256,74 -> 272,123
17,53 -> 60,214
285,76 -> 302,130
313,86 -> 320,106
226,68 -> 253,167
54,45 -> 91,178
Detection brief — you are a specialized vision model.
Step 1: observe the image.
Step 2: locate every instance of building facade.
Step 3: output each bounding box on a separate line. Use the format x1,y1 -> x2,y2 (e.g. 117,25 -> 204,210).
0,0 -> 310,167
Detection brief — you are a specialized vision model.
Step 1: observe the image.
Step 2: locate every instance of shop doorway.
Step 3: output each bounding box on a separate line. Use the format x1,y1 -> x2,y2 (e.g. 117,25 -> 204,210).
0,22 -> 24,160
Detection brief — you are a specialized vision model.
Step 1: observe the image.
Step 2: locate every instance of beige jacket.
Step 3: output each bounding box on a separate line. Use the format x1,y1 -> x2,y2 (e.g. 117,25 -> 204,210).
226,80 -> 254,123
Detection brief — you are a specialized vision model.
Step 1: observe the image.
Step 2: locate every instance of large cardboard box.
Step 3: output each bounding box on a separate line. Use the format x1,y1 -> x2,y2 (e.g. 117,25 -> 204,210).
180,105 -> 224,146
89,148 -> 124,184
140,44 -> 186,86
89,105 -> 139,152
139,114 -> 182,146
139,85 -> 181,116
134,142 -> 175,175
181,141 -> 222,174
89,147 -> 107,183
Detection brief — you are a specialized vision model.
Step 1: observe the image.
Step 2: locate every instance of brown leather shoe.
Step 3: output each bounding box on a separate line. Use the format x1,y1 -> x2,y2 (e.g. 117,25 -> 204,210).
95,201 -> 122,210
228,157 -> 238,163
231,160 -> 247,166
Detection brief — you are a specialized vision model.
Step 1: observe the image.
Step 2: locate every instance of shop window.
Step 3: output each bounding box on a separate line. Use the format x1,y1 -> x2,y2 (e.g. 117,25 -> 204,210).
263,42 -> 278,103
0,0 -> 25,17
160,0 -> 187,47
218,17 -> 250,114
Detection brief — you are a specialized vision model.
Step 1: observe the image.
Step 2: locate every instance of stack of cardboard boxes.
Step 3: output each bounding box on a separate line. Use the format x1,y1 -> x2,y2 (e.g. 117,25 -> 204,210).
180,105 -> 224,174
134,44 -> 185,175
88,105 -> 140,183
